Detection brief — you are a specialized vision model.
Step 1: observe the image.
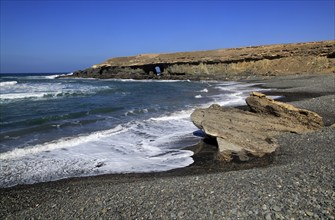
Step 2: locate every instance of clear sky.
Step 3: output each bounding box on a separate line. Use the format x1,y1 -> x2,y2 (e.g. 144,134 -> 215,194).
0,0 -> 334,73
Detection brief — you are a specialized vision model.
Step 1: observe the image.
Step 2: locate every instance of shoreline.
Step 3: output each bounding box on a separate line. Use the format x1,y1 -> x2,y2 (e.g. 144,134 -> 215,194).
1,74 -> 334,219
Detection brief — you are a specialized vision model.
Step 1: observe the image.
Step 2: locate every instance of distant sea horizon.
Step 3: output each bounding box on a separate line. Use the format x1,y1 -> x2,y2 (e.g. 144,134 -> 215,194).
0,72 -> 70,76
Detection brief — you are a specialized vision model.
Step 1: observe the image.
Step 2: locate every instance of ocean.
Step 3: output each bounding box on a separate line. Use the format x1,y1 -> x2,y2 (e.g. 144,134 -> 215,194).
0,73 -> 260,187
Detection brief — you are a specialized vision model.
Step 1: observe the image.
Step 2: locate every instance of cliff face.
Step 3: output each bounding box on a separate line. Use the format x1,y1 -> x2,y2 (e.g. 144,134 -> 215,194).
72,40 -> 335,80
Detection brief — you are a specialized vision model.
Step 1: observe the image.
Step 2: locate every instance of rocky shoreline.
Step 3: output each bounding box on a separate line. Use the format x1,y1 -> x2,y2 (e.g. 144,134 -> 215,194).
68,40 -> 334,81
191,91 -> 324,162
1,74 -> 334,219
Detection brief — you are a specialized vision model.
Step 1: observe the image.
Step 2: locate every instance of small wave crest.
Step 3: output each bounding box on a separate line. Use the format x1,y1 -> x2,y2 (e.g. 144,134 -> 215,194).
0,79 -> 263,187
149,110 -> 191,121
0,113 -> 197,187
124,107 -> 159,116
108,79 -> 191,83
0,91 -> 95,102
43,73 -> 73,79
0,124 -> 127,160
0,82 -> 113,103
1,92 -> 46,100
44,74 -> 60,79
0,81 -> 17,86
210,82 -> 259,106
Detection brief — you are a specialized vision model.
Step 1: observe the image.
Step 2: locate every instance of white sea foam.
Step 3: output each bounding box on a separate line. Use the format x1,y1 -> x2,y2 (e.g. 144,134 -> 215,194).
0,80 -> 262,187
42,72 -> 73,79
195,94 -> 202,98
150,110 -> 191,121
0,81 -> 17,86
0,112 -> 198,187
0,92 -> 46,100
124,107 -> 159,116
210,82 -> 263,106
0,81 -> 112,102
200,88 -> 208,92
16,73 -> 73,80
107,79 -> 190,83
0,124 -> 127,160
124,109 -> 135,116
44,74 -> 60,79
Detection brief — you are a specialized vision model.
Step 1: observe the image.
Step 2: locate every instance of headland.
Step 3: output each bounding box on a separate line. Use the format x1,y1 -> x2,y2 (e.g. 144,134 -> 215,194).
70,40 -> 334,80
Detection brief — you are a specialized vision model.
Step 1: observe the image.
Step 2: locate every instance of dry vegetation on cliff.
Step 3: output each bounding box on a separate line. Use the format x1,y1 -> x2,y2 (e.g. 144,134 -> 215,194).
85,40 -> 335,78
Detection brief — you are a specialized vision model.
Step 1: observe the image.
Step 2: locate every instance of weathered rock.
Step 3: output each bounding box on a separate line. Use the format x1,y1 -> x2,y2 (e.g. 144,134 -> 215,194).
246,92 -> 324,129
191,93 -> 324,162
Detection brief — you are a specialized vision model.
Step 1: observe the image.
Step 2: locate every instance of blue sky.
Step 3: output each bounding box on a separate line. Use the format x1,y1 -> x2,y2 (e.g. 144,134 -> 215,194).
1,0 -> 334,73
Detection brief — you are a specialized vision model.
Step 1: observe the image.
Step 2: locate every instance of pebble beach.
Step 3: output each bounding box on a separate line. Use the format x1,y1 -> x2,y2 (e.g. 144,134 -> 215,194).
1,74 -> 334,219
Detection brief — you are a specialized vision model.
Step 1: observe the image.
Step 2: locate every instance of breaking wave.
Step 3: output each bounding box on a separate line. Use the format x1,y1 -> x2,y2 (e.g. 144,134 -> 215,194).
0,112 -> 197,187
0,81 -> 113,103
0,75 -> 261,188
0,81 -> 17,86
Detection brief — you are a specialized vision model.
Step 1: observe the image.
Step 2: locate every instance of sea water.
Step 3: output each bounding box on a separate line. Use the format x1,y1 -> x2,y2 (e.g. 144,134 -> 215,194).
0,73 -> 261,187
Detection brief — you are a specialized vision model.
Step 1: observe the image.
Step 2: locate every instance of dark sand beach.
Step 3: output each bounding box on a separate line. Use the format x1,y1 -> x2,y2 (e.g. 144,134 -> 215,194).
1,74 -> 334,219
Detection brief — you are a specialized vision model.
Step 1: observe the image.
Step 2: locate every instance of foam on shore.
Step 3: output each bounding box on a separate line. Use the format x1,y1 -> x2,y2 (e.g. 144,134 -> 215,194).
0,78 -> 260,188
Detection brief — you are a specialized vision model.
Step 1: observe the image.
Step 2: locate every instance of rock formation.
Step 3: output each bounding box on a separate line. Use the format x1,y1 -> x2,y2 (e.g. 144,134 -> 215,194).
70,40 -> 335,80
246,92 -> 324,129
191,93 -> 324,162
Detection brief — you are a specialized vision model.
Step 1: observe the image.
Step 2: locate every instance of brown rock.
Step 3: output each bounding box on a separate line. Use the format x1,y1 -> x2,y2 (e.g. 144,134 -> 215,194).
246,92 -> 324,129
191,93 -> 324,162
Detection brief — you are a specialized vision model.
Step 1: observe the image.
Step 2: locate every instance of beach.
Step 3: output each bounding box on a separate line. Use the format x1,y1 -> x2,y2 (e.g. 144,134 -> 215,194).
0,74 -> 334,219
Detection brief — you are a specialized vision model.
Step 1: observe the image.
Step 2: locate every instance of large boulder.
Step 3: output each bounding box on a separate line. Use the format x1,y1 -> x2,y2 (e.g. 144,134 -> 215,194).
246,92 -> 324,129
191,93 -> 324,162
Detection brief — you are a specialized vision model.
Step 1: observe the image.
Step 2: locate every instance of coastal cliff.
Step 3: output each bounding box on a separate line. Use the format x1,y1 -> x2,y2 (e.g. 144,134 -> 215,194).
72,40 -> 335,80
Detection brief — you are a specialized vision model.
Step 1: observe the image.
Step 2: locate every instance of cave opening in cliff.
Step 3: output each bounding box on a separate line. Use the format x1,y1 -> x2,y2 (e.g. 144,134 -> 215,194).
155,66 -> 162,75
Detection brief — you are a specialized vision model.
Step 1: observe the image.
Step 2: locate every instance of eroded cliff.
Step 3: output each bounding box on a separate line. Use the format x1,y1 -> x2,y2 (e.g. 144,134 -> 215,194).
72,40 -> 335,80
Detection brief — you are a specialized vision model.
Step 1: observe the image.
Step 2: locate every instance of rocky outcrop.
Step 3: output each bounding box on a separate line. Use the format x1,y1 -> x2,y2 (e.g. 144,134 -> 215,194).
70,40 -> 335,80
246,92 -> 324,129
191,93 -> 324,162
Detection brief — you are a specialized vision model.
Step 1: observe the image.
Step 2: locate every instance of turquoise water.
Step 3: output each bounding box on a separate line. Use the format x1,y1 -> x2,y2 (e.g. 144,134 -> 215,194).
0,73 -> 258,187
